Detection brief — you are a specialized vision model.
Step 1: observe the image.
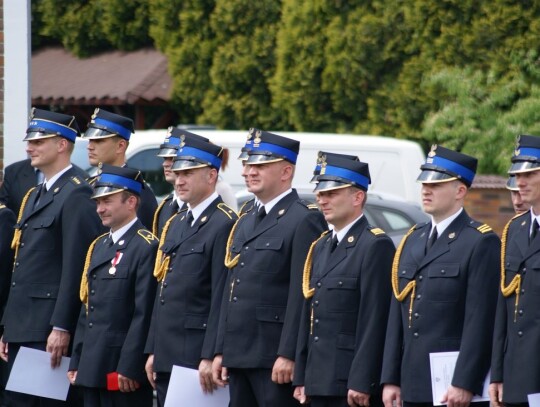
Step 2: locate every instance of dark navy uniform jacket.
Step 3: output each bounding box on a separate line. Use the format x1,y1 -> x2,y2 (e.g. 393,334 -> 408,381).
145,196 -> 237,372
70,220 -> 158,388
294,216 -> 394,397
381,210 -> 500,402
491,210 -> 540,403
0,206 -> 15,336
2,168 -> 102,342
216,190 -> 327,368
0,159 -> 88,214
152,193 -> 180,238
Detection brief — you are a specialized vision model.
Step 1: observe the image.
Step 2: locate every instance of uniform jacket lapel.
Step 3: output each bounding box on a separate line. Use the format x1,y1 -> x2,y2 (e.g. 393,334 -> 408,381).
171,197 -> 222,249
419,211 -> 467,270
89,220 -> 142,272
512,214 -> 531,258
244,190 -> 298,244
315,216 -> 366,282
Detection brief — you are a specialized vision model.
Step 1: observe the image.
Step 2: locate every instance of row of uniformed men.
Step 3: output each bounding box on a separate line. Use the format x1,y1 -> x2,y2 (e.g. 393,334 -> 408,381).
0,107 -> 538,407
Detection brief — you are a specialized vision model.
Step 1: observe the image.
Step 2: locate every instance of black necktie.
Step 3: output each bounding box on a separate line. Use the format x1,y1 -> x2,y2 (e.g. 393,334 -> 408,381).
426,228 -> 438,252
531,219 -> 539,243
33,184 -> 46,209
185,211 -> 194,227
170,199 -> 179,213
254,206 -> 266,227
330,236 -> 339,252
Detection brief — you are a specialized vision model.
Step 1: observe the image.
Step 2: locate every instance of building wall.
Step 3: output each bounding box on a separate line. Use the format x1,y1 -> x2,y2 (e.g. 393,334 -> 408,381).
465,188 -> 515,236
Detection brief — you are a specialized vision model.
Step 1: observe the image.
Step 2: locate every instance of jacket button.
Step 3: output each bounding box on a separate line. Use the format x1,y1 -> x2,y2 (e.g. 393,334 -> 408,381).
90,306 -> 95,311
245,246 -> 249,251
414,312 -> 419,319
236,279 -> 240,284
519,309 -> 524,316
160,299 -> 165,305
90,289 -> 95,295
314,337 -> 319,342
314,301 -> 319,306
418,275 -> 423,281
440,270 -> 446,274
163,282 -> 168,288
92,274 -> 96,279
266,243 -> 270,247
15,262 -> 19,267
233,297 -> 237,302
338,281 -> 343,286
315,319 -> 319,324
88,322 -> 93,328
401,270 -> 406,274
521,289 -> 525,294
518,331 -> 523,337
46,293 -> 51,297
416,294 -> 422,300
240,262 -> 245,267
317,282 -> 322,288
413,332 -> 419,338
20,243 -> 24,248
172,252 -> 176,257
203,323 -> 207,328
11,282 -> 15,287
274,315 -> 279,320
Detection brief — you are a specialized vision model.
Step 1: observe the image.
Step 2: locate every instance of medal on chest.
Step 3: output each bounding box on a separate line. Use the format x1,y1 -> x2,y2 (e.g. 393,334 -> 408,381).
109,252 -> 123,275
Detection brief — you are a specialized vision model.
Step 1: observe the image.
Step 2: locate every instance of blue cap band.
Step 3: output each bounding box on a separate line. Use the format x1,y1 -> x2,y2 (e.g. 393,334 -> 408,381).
162,136 -> 181,147
178,146 -> 222,169
97,174 -> 142,194
313,163 -> 322,172
93,118 -> 131,140
518,147 -> 540,159
28,119 -> 77,142
430,155 -> 475,184
324,165 -> 370,189
251,142 -> 298,164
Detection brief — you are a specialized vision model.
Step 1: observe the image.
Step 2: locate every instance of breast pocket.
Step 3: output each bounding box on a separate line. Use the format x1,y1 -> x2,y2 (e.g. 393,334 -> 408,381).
253,238 -> 283,272
99,265 -> 129,299
426,263 -> 460,302
397,263 -> 417,291
31,216 -> 55,251
179,242 -> 206,274
325,277 -> 358,313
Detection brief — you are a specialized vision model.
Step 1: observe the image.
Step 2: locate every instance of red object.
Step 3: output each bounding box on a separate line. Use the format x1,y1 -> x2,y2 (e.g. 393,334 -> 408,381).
106,372 -> 119,391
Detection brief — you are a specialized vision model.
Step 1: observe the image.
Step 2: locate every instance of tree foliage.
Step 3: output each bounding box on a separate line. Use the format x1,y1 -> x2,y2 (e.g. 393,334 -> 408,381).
31,0 -> 540,173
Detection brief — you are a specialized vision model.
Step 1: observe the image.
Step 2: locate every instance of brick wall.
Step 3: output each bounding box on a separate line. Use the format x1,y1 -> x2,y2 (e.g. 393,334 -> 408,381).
465,188 -> 515,237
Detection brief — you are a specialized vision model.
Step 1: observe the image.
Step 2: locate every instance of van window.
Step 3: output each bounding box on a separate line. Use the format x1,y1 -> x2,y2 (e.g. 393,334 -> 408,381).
127,149 -> 171,197
367,206 -> 413,232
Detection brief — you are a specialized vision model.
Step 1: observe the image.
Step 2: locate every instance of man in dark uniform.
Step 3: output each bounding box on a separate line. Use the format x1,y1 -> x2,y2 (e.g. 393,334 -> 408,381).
82,108 -> 157,230
68,165 -> 157,407
152,128 -> 210,238
491,135 -> 540,407
212,130 -> 327,407
0,159 -> 41,214
293,155 -> 394,407
237,128 -> 258,216
144,137 -> 237,406
0,109 -> 102,406
381,145 -> 500,407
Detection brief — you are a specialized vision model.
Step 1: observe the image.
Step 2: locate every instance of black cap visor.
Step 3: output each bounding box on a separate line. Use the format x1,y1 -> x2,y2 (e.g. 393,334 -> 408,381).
508,159 -> 540,174
82,126 -> 117,140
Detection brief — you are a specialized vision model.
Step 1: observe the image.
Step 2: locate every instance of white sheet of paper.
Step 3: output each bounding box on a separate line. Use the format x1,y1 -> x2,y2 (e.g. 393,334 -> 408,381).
528,392 -> 540,407
429,351 -> 490,406
164,365 -> 229,407
6,347 -> 70,401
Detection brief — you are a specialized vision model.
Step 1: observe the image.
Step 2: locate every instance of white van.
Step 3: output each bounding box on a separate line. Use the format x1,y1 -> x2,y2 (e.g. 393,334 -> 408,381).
72,130 -> 425,204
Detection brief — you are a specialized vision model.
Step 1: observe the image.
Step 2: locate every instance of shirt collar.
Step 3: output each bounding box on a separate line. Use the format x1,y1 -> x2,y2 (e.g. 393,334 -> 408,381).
530,209 -> 540,231
333,214 -> 364,243
259,188 -> 293,215
110,217 -> 138,244
430,207 -> 463,237
44,164 -> 73,191
187,191 -> 219,225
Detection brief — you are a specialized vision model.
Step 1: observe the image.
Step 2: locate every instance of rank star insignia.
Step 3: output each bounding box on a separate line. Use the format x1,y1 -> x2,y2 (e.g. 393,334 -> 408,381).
201,216 -> 208,223
53,187 -> 59,193
278,209 -> 285,215
448,232 -> 456,239
118,240 -> 125,246
347,236 -> 354,243
522,221 -> 527,226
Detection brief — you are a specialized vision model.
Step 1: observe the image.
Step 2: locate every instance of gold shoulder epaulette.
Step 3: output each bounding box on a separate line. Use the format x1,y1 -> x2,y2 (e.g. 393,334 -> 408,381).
307,204 -> 319,210
0,204 -> 5,210
217,203 -> 237,219
71,176 -> 81,185
138,229 -> 158,244
476,224 -> 492,234
370,227 -> 385,235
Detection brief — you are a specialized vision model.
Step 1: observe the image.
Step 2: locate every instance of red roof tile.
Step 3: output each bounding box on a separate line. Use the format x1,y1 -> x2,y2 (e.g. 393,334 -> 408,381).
32,47 -> 172,105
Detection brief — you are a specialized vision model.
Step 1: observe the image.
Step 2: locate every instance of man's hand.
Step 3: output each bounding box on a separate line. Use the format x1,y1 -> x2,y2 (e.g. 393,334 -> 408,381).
294,386 -> 309,404
67,370 -> 77,385
199,359 -> 217,394
0,336 -> 8,362
145,354 -> 156,390
382,384 -> 402,407
440,385 -> 473,407
46,329 -> 70,368
211,354 -> 228,387
118,373 -> 140,392
271,356 -> 294,384
489,382 -> 503,407
348,389 -> 371,406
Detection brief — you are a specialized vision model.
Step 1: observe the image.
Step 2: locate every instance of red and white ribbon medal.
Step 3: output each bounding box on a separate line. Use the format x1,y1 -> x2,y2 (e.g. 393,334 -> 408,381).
109,252 -> 123,275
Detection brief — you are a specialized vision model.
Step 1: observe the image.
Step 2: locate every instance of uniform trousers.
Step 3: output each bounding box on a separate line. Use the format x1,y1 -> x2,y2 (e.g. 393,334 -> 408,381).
82,386 -> 153,407
310,396 -> 349,407
228,367 -> 299,407
154,372 -> 170,407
